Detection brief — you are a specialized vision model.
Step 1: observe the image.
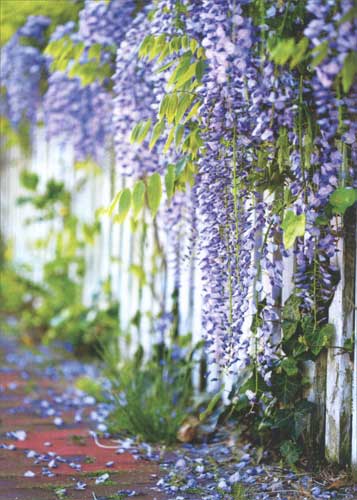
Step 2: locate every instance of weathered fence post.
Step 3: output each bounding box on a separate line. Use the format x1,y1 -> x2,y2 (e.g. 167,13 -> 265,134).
351,206 -> 357,479
325,209 -> 356,464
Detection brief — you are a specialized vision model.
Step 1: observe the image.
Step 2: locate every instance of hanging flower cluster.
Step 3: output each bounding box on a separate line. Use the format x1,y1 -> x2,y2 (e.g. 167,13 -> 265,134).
1,16 -> 50,128
1,0 -> 356,386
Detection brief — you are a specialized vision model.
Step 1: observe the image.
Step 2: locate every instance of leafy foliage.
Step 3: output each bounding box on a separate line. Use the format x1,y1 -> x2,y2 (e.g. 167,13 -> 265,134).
105,338 -> 199,443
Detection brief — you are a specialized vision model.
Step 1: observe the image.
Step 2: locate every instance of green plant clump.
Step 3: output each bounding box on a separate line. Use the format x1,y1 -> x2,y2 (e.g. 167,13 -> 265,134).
105,338 -> 200,443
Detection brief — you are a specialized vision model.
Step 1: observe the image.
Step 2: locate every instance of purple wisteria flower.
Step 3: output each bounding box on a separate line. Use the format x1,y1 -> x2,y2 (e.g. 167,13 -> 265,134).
1,16 -> 50,128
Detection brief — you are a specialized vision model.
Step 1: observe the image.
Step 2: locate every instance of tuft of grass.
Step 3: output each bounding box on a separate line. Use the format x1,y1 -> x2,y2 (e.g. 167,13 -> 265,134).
104,341 -> 201,444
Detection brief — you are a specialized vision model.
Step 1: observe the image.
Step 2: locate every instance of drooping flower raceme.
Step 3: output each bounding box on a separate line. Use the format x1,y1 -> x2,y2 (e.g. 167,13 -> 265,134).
1,16 -> 51,128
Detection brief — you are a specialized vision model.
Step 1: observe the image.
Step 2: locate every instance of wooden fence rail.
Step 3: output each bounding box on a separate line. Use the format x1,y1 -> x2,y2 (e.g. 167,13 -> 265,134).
0,137 -> 356,474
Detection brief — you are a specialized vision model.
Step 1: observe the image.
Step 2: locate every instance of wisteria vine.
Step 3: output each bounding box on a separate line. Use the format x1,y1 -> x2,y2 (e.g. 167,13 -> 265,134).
1,0 -> 356,394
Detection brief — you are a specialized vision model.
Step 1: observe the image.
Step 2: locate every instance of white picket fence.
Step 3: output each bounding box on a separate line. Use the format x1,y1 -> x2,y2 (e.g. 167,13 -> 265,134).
0,132 -> 356,474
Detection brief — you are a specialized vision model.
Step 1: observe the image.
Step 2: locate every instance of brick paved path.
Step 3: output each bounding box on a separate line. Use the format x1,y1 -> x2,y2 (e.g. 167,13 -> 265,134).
0,338 -> 167,500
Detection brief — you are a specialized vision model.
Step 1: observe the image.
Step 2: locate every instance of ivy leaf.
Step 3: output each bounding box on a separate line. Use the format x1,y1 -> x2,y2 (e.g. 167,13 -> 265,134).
311,323 -> 334,356
301,318 -> 334,356
281,211 -> 306,249
329,187 -> 357,215
282,295 -> 301,340
293,400 -> 314,439
280,440 -> 300,466
114,188 -> 131,224
132,180 -> 145,219
147,173 -> 162,218
271,371 -> 300,404
165,164 -> 176,201
281,357 -> 299,376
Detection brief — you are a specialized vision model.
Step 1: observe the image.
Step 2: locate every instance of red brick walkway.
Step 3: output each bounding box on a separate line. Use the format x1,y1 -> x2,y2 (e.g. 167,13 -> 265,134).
0,341 -> 168,500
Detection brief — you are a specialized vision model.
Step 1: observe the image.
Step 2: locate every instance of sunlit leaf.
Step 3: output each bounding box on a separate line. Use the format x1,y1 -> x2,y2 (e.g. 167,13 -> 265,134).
132,180 -> 145,219
147,173 -> 162,217
281,211 -> 306,249
165,164 -> 176,201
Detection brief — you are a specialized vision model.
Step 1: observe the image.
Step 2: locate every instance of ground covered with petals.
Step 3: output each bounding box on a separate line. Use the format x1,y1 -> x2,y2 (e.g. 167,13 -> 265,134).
0,337 -> 356,500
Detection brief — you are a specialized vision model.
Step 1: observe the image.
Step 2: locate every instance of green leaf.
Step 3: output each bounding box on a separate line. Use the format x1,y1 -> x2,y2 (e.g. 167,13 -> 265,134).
156,59 -> 175,73
282,295 -> 301,340
300,317 -> 334,356
159,95 -> 169,120
338,6 -> 357,24
166,94 -> 178,124
310,323 -> 334,356
165,164 -> 176,201
138,34 -> 154,58
270,38 -> 296,65
199,391 -> 222,422
280,440 -> 300,466
114,188 -> 131,224
310,40 -> 329,68
129,264 -> 146,286
163,127 -> 175,153
293,400 -> 315,439
281,357 -> 299,376
88,43 -> 102,61
148,34 -> 167,61
132,180 -> 145,219
195,59 -> 205,81
271,371 -> 300,404
281,211 -> 306,249
107,190 -> 121,216
175,156 -> 189,176
341,51 -> 357,93
290,37 -> 309,68
190,38 -> 198,53
130,122 -> 142,144
168,54 -> 191,86
137,119 -> 152,144
175,124 -> 185,148
20,170 -> 39,191
184,101 -> 201,122
175,62 -> 197,88
329,187 -> 357,214
149,120 -> 165,149
147,173 -> 162,218
175,94 -> 193,123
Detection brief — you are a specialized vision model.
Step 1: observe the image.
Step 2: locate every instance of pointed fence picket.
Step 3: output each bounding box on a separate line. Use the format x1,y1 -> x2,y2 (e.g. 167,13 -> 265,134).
0,138 -> 356,472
